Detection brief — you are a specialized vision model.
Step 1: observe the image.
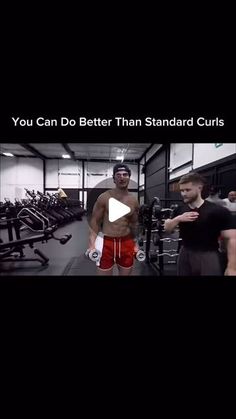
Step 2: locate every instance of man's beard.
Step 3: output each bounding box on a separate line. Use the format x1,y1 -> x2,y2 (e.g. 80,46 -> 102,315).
183,194 -> 198,204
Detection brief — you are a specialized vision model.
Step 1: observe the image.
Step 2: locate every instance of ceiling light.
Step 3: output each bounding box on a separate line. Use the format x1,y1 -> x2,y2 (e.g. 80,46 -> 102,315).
62,154 -> 71,159
116,156 -> 124,161
3,152 -> 14,157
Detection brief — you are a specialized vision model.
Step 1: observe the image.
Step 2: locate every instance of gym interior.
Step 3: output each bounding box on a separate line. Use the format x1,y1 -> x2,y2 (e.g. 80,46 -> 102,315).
0,142 -> 236,277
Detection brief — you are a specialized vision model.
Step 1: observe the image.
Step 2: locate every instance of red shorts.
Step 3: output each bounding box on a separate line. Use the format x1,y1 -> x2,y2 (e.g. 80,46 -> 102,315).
99,234 -> 135,270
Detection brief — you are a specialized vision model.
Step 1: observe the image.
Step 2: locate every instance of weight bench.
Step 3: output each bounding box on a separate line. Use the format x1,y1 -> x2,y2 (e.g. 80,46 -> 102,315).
0,227 -> 72,266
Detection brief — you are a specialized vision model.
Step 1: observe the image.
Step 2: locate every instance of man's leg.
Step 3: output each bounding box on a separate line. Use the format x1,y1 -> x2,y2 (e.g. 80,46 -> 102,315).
117,265 -> 133,276
116,236 -> 134,276
200,251 -> 223,275
177,247 -> 192,276
97,267 -> 114,276
96,235 -> 114,275
186,250 -> 222,276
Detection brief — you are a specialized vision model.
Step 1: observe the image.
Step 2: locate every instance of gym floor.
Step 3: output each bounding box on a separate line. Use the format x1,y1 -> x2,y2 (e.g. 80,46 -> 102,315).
0,217 -> 178,277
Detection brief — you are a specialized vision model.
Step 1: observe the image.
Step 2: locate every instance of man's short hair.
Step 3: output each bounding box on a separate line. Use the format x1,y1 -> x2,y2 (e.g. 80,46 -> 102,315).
113,163 -> 131,177
178,172 -> 206,186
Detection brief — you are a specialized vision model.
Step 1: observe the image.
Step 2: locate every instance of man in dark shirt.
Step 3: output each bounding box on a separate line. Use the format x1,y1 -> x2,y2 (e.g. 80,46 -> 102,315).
164,172 -> 236,276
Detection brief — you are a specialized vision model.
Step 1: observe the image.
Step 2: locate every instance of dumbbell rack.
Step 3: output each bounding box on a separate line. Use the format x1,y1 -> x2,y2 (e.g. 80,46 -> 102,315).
140,198 -> 181,276
144,197 -> 164,275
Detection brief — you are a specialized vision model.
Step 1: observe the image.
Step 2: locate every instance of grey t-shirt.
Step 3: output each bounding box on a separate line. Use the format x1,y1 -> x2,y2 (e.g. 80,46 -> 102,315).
205,195 -> 226,207
223,198 -> 236,213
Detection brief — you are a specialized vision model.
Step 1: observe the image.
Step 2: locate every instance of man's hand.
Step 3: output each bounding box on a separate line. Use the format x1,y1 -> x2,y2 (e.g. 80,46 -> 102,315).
85,245 -> 96,254
179,212 -> 199,222
134,243 -> 139,254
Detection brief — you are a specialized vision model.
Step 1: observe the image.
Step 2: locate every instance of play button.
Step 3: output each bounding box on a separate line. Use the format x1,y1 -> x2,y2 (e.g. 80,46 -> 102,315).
108,198 -> 131,222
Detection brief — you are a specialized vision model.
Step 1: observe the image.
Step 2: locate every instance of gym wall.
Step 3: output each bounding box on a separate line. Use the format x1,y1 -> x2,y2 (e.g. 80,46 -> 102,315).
193,143 -> 236,169
168,143 -> 194,202
0,156 -> 43,202
168,143 -> 236,200
45,159 -> 138,212
0,155 -> 139,208
138,144 -> 164,205
45,159 -> 82,189
169,143 -> 193,180
145,146 -> 168,206
169,143 -> 236,181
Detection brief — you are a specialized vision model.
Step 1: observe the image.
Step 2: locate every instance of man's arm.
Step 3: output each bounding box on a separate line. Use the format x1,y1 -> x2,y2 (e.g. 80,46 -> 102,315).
220,229 -> 236,275
164,215 -> 182,233
164,212 -> 199,233
88,195 -> 105,249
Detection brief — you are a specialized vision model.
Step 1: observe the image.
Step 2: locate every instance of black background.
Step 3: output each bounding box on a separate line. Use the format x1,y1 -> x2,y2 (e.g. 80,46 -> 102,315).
1,33 -> 236,355
1,13 -> 236,408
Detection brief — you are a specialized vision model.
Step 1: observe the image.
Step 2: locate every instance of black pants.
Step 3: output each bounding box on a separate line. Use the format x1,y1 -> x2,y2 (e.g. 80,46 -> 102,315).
177,247 -> 223,276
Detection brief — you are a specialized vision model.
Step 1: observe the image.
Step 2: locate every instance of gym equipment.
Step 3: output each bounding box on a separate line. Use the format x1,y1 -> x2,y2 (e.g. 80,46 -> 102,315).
0,208 -> 72,266
59,234 -> 72,244
22,189 -> 85,226
24,189 -> 61,226
138,236 -> 158,247
17,207 -> 50,232
153,233 -> 160,246
85,248 -> 102,262
85,248 -> 102,267
138,198 -> 182,275
149,249 -> 180,262
135,250 -> 146,262
36,190 -> 71,223
138,235 -> 182,247
85,247 -> 146,265
0,226 -> 72,266
138,237 -> 144,246
53,192 -> 85,220
159,237 -> 182,243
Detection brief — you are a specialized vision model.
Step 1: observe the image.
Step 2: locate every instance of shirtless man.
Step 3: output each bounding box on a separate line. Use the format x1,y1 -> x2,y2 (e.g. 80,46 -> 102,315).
87,163 -> 140,275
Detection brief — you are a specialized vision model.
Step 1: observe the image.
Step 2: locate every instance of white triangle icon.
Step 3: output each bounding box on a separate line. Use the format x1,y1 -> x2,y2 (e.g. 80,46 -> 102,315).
108,198 -> 131,222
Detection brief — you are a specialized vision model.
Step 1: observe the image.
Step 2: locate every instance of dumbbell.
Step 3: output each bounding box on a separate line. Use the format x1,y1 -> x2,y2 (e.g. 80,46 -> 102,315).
170,204 -> 179,211
85,248 -> 145,263
160,237 -> 182,243
149,249 -> 179,262
135,250 -> 146,262
85,248 -> 102,262
152,205 -> 162,219
138,235 -> 160,247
